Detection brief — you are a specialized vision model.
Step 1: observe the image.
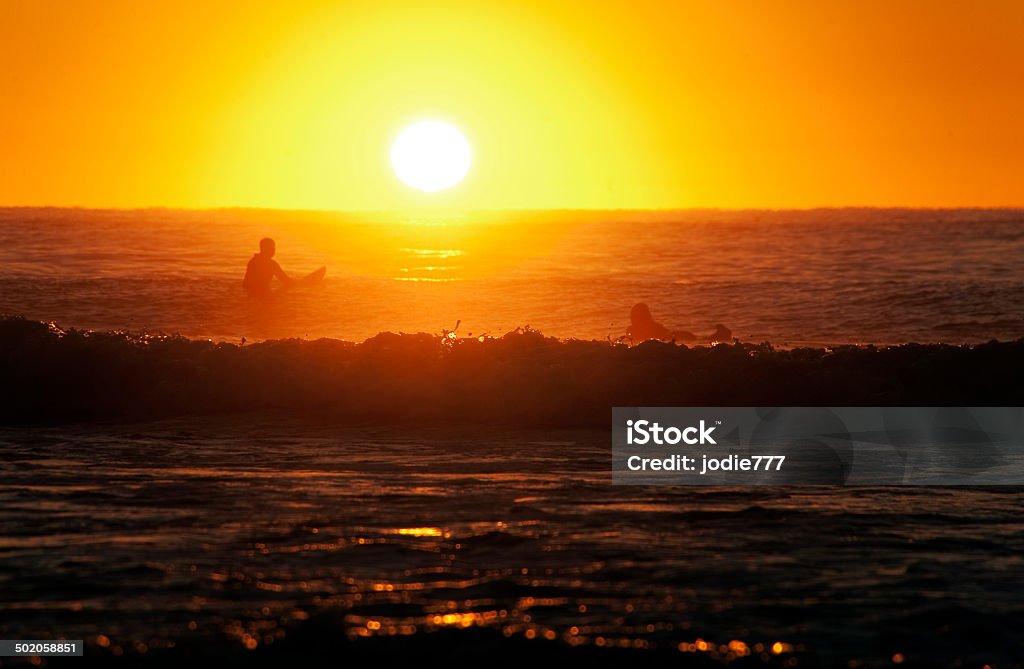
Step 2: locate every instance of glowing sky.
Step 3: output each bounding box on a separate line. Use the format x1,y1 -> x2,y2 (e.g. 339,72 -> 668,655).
1,0 -> 1022,209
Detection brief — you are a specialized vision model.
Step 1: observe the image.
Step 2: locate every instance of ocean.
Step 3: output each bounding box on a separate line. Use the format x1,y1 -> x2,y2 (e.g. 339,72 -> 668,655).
2,207 -> 1024,667
3,418 -> 1023,667
2,207 -> 1023,345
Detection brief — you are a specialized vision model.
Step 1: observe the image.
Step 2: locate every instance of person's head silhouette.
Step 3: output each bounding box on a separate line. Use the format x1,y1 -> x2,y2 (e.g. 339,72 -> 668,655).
630,302 -> 655,326
259,238 -> 276,257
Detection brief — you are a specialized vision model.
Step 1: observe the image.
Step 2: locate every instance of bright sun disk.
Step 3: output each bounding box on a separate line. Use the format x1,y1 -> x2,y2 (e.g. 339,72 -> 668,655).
390,120 -> 471,193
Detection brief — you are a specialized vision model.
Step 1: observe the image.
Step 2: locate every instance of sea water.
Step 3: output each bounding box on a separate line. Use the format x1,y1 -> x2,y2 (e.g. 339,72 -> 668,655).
1,419 -> 1022,666
2,207 -> 1022,345
3,207 -> 1024,666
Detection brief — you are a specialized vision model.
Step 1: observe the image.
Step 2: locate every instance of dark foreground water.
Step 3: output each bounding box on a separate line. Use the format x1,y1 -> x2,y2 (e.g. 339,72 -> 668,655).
1,417 -> 1022,667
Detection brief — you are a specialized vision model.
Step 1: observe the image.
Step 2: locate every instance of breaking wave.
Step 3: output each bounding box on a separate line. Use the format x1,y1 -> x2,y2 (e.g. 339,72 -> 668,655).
2,316 -> 1023,425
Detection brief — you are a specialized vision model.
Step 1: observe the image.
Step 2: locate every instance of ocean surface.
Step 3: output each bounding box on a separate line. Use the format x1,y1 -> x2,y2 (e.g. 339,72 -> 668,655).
3,208 -> 1024,667
2,207 -> 1023,345
2,418 -> 1023,667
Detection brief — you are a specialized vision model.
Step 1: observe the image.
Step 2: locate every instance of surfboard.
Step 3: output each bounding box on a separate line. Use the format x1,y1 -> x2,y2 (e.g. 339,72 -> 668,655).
278,266 -> 326,293
298,266 -> 326,285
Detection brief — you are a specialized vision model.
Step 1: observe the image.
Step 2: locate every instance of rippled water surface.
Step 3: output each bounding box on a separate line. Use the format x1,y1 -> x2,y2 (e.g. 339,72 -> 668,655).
3,208 -> 1024,666
2,207 -> 1023,345
2,418 -> 1023,666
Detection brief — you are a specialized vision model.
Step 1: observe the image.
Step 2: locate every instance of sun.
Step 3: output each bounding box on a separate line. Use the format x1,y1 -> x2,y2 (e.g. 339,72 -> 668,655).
390,120 -> 471,193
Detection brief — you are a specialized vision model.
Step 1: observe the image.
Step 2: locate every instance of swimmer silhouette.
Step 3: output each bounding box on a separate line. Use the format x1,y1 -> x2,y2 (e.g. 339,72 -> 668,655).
626,303 -> 732,345
627,303 -> 697,343
243,238 -> 292,299
709,323 -> 732,342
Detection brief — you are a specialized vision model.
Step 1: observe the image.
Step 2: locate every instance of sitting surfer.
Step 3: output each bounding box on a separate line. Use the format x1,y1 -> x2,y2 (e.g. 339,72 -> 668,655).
626,302 -> 732,345
243,237 -> 292,299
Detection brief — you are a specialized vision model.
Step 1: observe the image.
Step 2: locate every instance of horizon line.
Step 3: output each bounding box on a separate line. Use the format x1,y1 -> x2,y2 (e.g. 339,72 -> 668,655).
2,204 -> 1024,215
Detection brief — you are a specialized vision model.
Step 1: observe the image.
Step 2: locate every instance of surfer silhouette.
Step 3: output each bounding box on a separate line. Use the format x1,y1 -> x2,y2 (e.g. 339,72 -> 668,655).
627,303 -> 696,343
625,302 -> 732,345
243,238 -> 292,299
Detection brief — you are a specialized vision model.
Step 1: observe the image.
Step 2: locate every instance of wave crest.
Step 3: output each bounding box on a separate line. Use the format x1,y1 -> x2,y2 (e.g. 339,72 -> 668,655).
2,316 -> 1022,425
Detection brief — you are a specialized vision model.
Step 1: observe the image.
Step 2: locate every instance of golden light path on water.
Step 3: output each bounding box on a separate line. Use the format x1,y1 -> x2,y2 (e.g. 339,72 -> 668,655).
393,248 -> 466,283
228,521 -> 804,663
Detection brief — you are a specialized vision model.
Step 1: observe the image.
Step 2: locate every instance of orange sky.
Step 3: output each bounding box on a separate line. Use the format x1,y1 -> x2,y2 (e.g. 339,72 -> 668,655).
1,0 -> 1022,210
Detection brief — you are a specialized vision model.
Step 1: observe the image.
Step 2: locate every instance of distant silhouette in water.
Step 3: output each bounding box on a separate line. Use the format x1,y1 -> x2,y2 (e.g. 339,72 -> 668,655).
625,302 -> 732,345
243,238 -> 292,299
627,303 -> 696,343
708,323 -> 733,341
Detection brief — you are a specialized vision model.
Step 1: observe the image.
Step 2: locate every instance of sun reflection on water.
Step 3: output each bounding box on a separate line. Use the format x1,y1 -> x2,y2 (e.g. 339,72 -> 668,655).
390,527 -> 445,537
